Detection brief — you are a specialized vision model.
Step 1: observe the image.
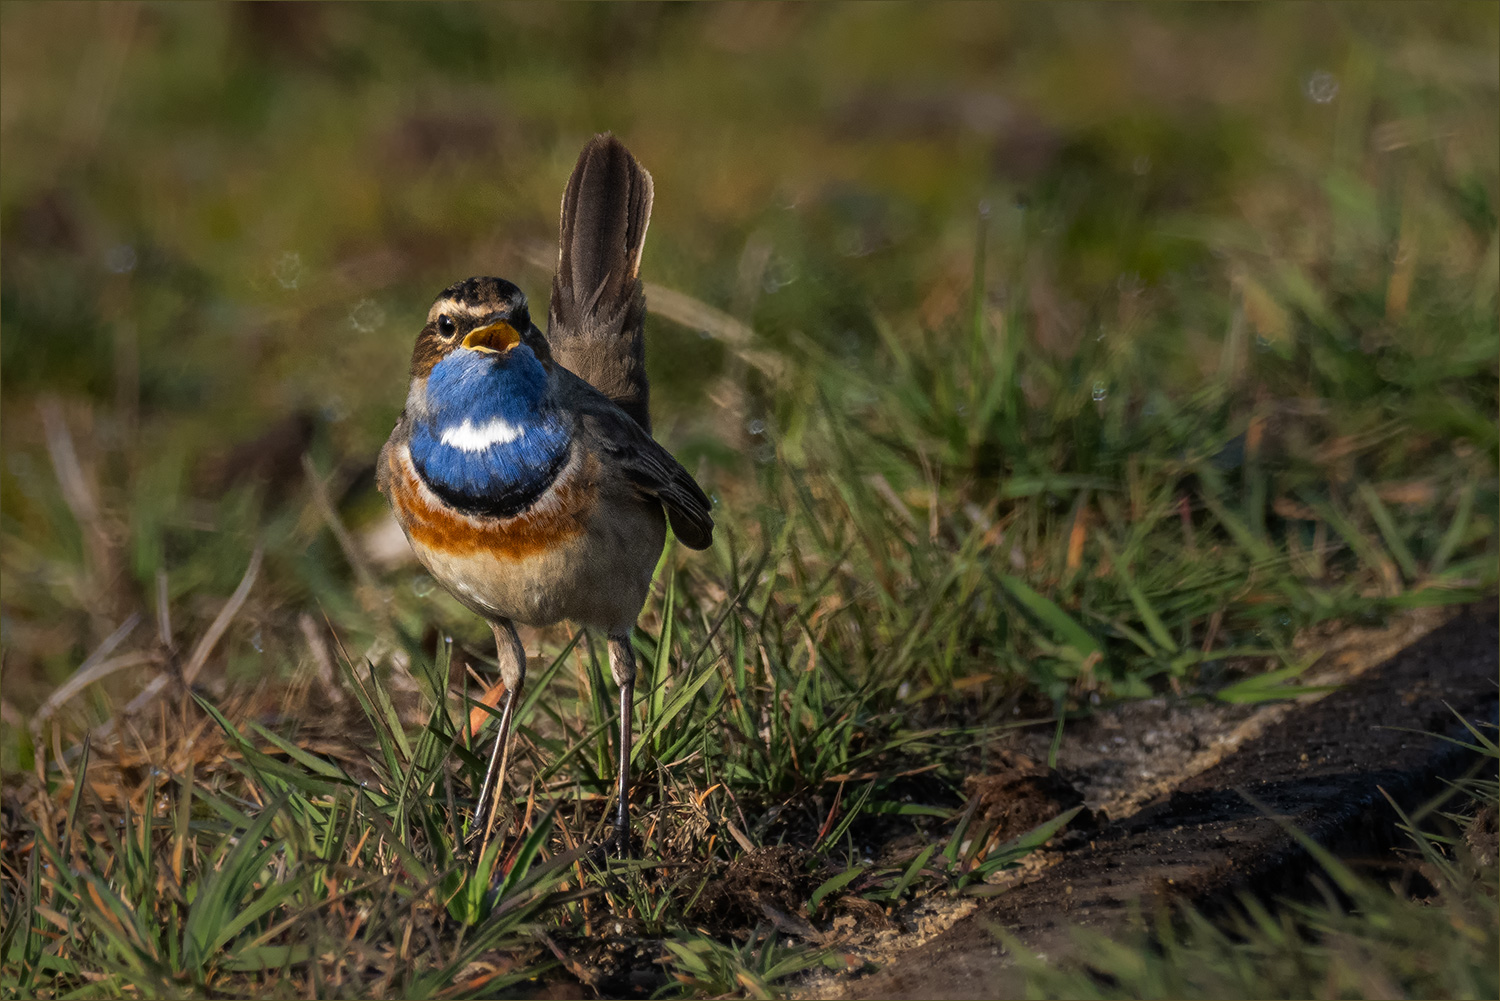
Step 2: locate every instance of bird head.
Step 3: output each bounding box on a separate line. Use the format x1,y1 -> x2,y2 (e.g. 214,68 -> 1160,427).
408,276 -> 552,381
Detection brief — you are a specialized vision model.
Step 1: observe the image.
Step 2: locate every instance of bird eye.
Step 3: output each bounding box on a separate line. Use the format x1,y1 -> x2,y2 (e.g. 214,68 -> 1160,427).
437,314 -> 456,338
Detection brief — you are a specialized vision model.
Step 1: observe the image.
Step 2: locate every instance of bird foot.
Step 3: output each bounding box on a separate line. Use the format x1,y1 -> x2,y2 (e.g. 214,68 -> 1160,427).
463,813 -> 511,866
588,827 -> 638,865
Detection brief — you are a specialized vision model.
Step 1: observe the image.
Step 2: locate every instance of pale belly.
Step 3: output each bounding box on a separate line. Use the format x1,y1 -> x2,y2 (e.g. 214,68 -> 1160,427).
417,512 -> 664,630
382,441 -> 666,633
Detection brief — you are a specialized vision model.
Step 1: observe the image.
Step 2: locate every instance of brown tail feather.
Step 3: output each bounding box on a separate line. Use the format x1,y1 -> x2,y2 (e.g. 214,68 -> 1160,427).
548,133 -> 654,431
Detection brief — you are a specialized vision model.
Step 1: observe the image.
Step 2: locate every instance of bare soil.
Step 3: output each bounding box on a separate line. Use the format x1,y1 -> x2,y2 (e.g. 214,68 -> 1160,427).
815,601 -> 1499,1000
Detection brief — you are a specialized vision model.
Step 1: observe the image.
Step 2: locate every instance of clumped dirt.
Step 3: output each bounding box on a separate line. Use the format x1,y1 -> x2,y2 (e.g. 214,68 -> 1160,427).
963,751 -> 1093,843
692,845 -> 821,932
559,921 -> 668,999
1466,803 -> 1498,869
547,846 -> 827,995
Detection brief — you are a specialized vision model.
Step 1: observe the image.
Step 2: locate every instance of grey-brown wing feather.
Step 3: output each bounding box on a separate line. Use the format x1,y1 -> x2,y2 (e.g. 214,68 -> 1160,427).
548,133 -> 654,432
560,373 -> 713,551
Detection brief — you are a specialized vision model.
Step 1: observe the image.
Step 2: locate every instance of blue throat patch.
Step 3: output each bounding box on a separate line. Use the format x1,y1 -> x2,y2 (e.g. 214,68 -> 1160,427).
410,346 -> 573,518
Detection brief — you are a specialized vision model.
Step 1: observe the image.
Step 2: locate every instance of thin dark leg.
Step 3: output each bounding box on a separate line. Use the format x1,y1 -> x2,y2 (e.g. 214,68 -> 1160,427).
614,674 -> 634,850
607,633 -> 638,856
470,680 -> 522,861
469,619 -> 526,863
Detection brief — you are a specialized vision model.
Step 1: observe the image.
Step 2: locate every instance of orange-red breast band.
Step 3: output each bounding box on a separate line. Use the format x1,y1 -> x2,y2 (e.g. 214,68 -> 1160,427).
385,444 -> 592,559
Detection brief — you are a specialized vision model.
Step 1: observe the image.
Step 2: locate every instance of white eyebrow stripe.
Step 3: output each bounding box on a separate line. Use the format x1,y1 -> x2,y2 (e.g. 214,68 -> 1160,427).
439,417 -> 526,451
427,300 -> 500,323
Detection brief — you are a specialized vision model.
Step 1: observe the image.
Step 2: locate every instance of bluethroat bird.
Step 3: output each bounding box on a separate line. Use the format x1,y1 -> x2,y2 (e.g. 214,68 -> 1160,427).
377,134 -> 713,857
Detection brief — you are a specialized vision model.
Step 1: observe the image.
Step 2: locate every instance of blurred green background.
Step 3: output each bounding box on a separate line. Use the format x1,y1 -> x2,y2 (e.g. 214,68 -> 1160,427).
3,1 -> 1496,712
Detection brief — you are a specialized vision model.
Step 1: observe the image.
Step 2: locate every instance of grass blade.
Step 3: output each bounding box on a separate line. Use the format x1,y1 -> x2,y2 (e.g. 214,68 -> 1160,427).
999,575 -> 1100,658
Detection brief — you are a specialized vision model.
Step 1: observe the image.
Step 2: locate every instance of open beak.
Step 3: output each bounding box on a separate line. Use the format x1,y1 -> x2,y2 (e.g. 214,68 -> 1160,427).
462,320 -> 522,354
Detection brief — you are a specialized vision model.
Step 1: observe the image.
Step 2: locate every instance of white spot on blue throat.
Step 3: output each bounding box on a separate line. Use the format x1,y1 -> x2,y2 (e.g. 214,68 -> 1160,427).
409,343 -> 573,516
439,416 -> 526,452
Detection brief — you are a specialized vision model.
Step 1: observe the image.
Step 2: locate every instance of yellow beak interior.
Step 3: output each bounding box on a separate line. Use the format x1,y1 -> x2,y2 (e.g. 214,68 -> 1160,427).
462,321 -> 522,354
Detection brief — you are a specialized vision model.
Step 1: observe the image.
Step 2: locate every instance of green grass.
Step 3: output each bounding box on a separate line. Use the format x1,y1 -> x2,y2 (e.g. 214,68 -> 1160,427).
2,3 -> 1497,998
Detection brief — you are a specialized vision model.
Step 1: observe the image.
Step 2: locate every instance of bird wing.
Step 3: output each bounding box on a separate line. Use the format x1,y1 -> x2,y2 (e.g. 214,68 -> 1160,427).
560,374 -> 713,551
547,133 -> 654,432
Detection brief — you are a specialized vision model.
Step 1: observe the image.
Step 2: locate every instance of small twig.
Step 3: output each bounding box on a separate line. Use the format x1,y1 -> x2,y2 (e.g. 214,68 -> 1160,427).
155,569 -> 172,649
759,901 -> 825,944
867,473 -> 919,528
649,281 -> 786,376
298,612 -> 345,706
724,819 -> 756,854
1201,609 -> 1224,654
39,400 -> 104,531
99,546 -> 263,733
40,398 -> 120,624
35,653 -> 159,729
181,545 -> 263,688
518,242 -> 785,379
536,931 -> 596,991
643,283 -> 756,349
62,3 -> 139,157
303,454 -> 376,591
31,615 -> 142,734
816,780 -> 846,844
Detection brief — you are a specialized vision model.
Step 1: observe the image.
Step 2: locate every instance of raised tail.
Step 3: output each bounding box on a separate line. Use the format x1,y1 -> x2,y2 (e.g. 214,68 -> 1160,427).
547,133 -> 654,432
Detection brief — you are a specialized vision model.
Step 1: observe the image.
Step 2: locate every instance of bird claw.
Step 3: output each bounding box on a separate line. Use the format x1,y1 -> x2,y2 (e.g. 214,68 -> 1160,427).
461,826 -> 487,862
588,827 -> 638,865
610,827 -> 638,859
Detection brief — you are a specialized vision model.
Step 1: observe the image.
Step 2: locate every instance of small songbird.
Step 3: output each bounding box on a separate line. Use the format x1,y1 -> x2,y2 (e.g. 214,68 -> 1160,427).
377,134 -> 713,856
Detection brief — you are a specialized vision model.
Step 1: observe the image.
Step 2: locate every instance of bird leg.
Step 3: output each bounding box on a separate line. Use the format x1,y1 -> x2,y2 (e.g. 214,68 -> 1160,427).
608,632 -> 638,856
470,619 -> 526,865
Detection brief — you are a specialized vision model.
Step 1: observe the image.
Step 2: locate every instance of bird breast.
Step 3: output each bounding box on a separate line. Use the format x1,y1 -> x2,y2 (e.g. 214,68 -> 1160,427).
381,440 -> 665,630
385,440 -> 591,564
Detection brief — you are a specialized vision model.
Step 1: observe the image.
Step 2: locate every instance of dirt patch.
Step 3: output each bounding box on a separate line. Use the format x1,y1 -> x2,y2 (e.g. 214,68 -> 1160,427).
1009,603 -> 1456,822
1467,803 -> 1498,869
963,752 -> 1091,845
554,922 -> 666,999
693,845 -> 820,932
795,604 -> 1465,996
823,601 -> 1498,1000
